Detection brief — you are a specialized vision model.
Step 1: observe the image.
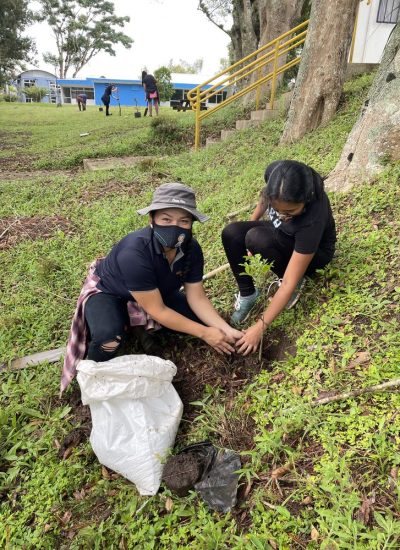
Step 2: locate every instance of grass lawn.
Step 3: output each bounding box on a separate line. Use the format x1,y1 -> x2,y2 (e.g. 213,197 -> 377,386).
1,74 -> 400,548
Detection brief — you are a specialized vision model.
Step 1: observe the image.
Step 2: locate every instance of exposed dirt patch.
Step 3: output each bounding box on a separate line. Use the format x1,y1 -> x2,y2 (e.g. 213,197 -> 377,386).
0,169 -> 77,181
0,154 -> 34,172
57,326 -> 295,456
0,215 -> 74,250
79,178 -> 146,204
166,327 -> 295,418
78,171 -> 171,204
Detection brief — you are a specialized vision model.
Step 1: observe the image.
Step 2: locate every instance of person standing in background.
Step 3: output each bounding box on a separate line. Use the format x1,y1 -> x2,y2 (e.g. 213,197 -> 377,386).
101,84 -> 117,116
142,71 -> 159,117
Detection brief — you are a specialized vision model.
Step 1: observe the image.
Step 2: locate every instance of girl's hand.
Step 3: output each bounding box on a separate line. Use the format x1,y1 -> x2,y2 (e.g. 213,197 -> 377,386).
222,325 -> 244,342
202,327 -> 236,355
236,322 -> 263,355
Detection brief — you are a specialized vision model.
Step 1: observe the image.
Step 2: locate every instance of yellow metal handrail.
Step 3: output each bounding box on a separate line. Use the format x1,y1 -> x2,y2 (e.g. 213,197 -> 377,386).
187,19 -> 309,150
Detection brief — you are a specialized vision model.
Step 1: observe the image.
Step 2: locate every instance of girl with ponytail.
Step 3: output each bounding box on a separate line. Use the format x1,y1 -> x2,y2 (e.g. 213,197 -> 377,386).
222,160 -> 336,355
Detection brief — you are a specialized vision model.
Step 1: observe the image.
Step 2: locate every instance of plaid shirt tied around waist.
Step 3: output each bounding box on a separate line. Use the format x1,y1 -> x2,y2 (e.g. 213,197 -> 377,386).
60,259 -> 160,394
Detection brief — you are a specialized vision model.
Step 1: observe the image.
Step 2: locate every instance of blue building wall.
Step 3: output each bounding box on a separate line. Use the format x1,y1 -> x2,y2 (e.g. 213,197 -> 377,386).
16,70 -> 58,103
92,80 -> 146,107
17,72 -> 216,106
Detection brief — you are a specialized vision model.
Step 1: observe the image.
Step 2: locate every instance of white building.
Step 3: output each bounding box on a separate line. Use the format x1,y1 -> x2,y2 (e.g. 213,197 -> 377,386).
351,0 -> 399,63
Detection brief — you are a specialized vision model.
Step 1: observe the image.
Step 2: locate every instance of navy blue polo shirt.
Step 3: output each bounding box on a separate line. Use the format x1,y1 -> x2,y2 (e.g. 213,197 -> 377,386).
95,226 -> 204,301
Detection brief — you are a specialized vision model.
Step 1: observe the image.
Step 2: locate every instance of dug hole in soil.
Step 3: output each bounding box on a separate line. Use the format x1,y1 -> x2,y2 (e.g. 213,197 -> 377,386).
60,328 -> 296,458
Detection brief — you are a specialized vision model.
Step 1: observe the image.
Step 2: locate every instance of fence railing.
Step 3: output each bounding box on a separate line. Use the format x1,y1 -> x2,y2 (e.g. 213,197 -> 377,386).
187,19 -> 309,149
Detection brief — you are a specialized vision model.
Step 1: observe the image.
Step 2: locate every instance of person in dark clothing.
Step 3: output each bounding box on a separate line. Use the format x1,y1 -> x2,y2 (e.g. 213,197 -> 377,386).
142,71 -> 159,117
222,160 -> 336,355
81,183 -> 242,362
101,84 -> 117,116
76,93 -> 87,111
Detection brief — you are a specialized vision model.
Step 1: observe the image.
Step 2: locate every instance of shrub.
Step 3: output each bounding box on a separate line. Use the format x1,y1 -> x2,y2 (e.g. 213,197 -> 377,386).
0,93 -> 18,102
24,86 -> 48,102
154,66 -> 174,102
150,116 -> 189,144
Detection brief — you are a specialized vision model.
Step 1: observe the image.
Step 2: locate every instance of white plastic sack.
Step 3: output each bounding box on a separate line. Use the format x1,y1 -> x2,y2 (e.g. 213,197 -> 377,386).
76,354 -> 183,496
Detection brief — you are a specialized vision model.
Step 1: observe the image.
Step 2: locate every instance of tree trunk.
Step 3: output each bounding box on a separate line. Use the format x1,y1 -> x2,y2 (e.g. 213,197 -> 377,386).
326,24 -> 400,192
257,0 -> 304,52
230,0 -> 259,62
252,0 -> 304,103
281,0 -> 359,143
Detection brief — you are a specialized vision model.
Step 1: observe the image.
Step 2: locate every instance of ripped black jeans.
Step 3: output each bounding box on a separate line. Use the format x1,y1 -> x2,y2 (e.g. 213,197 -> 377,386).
84,291 -> 200,362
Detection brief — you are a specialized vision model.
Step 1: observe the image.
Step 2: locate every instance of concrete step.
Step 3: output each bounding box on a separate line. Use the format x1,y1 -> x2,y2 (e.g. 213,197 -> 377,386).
83,155 -> 159,171
236,119 -> 261,130
250,109 -> 280,122
205,137 -> 220,148
220,129 -> 236,141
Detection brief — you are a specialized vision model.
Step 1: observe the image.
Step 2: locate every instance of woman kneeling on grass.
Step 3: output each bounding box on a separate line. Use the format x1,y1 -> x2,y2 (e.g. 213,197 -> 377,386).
222,160 -> 336,356
61,183 -> 242,392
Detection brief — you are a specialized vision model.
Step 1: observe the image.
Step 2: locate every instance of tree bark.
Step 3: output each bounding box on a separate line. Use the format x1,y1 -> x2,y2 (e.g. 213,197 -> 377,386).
326,24 -> 400,192
228,0 -> 259,62
257,0 -> 304,52
251,0 -> 304,103
281,0 -> 359,143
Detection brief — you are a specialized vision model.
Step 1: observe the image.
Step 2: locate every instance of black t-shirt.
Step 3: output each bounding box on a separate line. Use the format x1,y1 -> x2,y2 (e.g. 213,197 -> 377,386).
103,85 -> 113,97
95,226 -> 204,301
267,190 -> 336,255
142,74 -> 157,92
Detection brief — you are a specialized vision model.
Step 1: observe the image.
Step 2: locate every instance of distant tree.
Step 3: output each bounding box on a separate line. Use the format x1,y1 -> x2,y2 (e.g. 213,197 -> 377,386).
0,0 -> 36,87
219,56 -> 230,71
198,0 -> 306,65
24,85 -> 49,102
167,58 -> 204,74
38,0 -> 133,78
154,67 -> 174,102
199,0 -> 306,102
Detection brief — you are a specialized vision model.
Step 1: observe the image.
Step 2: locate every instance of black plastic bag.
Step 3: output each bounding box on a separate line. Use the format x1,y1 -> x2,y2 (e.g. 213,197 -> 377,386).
162,441 -> 241,512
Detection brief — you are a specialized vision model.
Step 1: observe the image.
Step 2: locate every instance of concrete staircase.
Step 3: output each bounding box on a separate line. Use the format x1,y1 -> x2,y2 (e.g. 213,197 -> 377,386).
205,91 -> 293,148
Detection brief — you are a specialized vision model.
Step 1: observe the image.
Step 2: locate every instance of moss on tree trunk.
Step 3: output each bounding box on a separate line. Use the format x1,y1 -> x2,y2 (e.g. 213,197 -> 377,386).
326,24 -> 400,192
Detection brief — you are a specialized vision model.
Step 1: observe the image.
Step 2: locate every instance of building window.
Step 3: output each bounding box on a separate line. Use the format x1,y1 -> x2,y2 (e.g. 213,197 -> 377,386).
70,87 -> 94,99
23,79 -> 36,88
377,0 -> 400,23
170,89 -> 187,102
207,91 -> 228,104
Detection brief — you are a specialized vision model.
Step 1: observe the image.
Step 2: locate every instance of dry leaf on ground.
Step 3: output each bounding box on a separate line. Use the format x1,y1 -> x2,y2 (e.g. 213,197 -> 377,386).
271,465 -> 291,479
348,351 -> 371,369
311,526 -> 319,541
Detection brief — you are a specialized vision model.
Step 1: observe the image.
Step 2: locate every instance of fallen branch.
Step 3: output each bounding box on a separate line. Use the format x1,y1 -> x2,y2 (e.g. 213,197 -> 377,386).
0,218 -> 20,240
312,378 -> 400,406
226,203 -> 257,221
202,262 -> 230,281
1,347 -> 65,373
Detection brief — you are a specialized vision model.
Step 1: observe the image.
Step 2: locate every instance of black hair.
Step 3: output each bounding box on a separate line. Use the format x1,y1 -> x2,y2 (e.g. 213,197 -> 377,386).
141,70 -> 147,84
262,160 -> 324,205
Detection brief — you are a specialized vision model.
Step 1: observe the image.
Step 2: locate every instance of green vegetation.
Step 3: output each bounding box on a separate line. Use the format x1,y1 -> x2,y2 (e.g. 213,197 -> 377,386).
1,73 -> 399,548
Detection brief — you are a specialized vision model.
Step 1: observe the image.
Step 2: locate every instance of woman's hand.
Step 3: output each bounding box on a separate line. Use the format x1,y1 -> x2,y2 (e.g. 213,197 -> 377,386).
202,327 -> 237,355
222,325 -> 244,343
236,322 -> 263,356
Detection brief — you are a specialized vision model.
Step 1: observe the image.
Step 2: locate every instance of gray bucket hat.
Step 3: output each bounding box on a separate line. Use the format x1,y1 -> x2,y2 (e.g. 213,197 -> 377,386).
137,182 -> 209,223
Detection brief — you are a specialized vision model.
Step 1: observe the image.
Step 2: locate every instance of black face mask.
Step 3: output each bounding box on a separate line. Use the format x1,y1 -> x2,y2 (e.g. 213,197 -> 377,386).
152,223 -> 192,249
